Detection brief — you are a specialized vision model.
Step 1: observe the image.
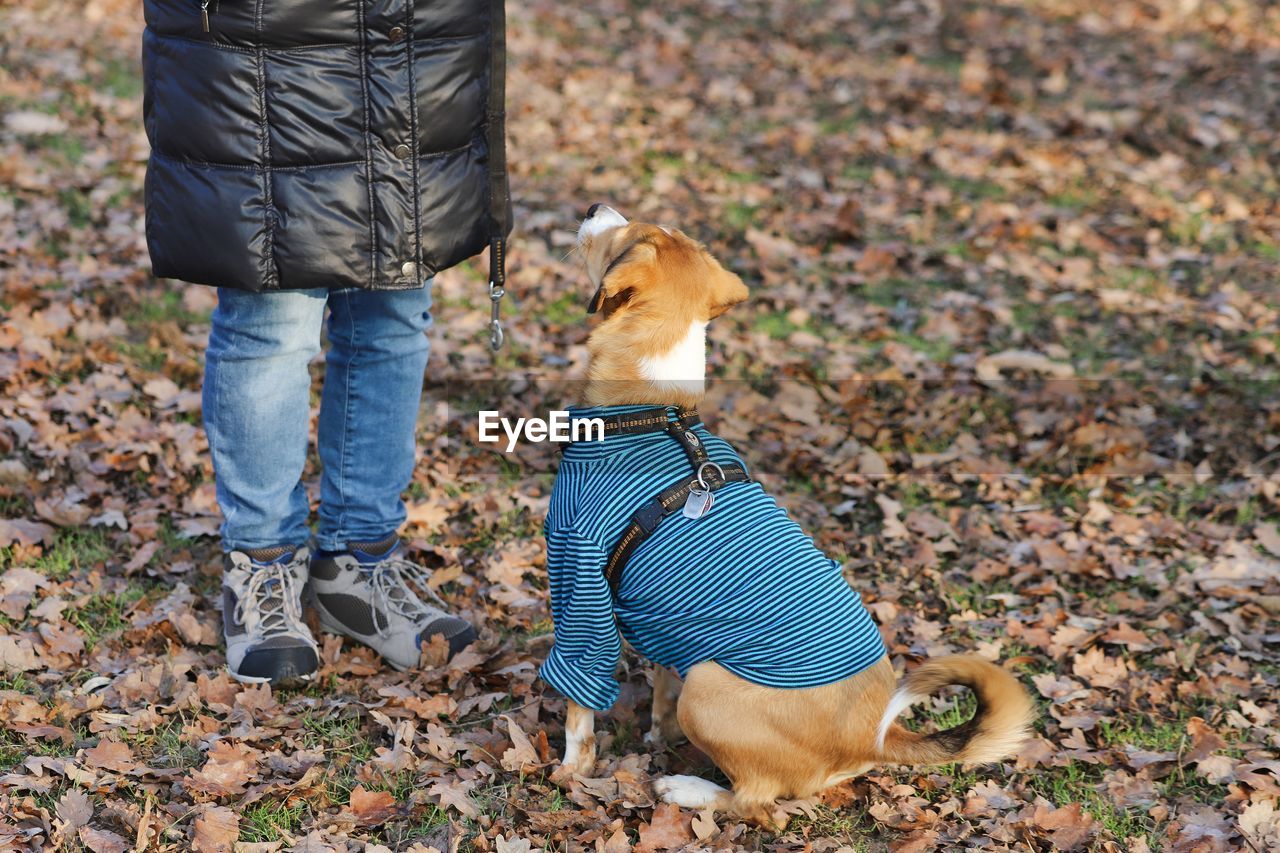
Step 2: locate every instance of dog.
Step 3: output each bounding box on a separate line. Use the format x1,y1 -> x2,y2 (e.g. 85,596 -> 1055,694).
540,204 -> 1035,829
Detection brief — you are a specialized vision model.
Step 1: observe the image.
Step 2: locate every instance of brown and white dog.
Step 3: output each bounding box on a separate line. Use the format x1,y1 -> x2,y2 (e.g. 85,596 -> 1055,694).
556,204 -> 1035,828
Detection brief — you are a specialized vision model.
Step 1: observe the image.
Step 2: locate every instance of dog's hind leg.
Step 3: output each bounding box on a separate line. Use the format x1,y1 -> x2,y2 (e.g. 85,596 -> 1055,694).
654,775 -> 791,830
646,666 -> 685,748
653,774 -> 732,809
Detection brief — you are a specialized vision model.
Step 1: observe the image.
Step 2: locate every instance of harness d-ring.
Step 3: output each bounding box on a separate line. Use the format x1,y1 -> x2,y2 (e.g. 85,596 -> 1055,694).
695,461 -> 725,491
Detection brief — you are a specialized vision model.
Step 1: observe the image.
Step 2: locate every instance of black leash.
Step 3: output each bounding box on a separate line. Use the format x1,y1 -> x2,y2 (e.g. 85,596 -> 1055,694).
486,0 -> 510,350
574,407 -> 752,596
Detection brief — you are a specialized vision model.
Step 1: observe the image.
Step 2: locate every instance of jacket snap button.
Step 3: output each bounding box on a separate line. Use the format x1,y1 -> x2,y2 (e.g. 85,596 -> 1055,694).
388,26 -> 405,41
394,144 -> 412,159
401,261 -> 417,277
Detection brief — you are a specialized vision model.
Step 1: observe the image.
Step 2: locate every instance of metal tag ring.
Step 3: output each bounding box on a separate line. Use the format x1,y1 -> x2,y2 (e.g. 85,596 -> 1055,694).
695,461 -> 725,491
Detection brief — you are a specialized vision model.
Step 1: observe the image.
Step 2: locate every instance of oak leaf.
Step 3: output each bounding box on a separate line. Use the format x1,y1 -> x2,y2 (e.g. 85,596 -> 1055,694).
691,808 -> 718,840
427,777 -> 478,818
350,785 -> 398,826
0,635 -> 42,672
1032,802 -> 1094,851
635,803 -> 693,852
187,740 -> 260,797
56,788 -> 93,830
83,740 -> 136,773
77,827 -> 130,853
0,518 -> 55,547
191,806 -> 239,852
500,714 -> 539,773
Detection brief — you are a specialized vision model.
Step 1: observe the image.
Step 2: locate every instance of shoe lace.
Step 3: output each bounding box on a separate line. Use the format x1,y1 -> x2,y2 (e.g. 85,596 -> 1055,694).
233,558 -> 307,640
365,555 -> 449,637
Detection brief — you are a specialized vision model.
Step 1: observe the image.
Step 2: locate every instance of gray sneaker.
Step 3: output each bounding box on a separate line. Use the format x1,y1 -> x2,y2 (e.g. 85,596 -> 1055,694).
308,537 -> 476,671
221,546 -> 320,684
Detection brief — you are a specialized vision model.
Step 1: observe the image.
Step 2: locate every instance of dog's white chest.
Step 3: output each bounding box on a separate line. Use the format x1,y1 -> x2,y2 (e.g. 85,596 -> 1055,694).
639,322 -> 706,384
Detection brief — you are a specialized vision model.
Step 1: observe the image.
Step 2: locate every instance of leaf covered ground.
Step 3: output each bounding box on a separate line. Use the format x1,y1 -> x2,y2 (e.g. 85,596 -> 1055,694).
2,0 -> 1279,850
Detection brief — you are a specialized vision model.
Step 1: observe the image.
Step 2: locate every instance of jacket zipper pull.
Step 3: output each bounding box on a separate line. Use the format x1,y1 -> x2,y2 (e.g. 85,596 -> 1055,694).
200,0 -> 210,32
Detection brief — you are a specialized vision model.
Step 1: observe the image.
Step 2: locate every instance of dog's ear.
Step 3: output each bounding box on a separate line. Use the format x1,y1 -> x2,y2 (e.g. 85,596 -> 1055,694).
587,285 -> 606,314
588,238 -> 657,314
708,267 -> 749,319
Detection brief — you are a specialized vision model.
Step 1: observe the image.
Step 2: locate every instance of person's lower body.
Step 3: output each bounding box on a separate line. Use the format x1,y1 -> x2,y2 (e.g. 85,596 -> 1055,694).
203,282 -> 473,682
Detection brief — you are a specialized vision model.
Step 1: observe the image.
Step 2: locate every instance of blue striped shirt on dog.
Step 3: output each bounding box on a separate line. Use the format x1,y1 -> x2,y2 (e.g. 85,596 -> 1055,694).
539,405 -> 886,712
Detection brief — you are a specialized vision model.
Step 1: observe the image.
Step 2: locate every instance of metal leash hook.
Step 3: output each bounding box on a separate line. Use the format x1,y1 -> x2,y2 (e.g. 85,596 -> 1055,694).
488,279 -> 505,351
487,235 -> 507,351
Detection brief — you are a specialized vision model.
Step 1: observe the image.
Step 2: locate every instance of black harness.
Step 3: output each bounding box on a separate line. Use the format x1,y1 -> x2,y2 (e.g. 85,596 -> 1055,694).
570,406 -> 752,596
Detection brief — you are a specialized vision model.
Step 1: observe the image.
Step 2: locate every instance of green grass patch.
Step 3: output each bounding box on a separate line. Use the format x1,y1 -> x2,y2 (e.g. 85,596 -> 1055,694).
783,802 -> 878,848
240,798 -> 308,843
860,277 -> 955,308
365,770 -> 419,802
1098,714 -> 1184,753
58,187 -> 94,229
1249,239 -> 1280,262
723,201 -> 758,231
63,582 -> 149,648
127,289 -> 210,327
0,494 -> 34,518
45,133 -> 85,165
298,712 -> 373,759
1025,760 -> 1161,844
96,56 -> 143,100
897,689 -> 979,735
892,332 -> 955,363
753,309 -> 802,340
113,340 -> 168,372
752,308 -> 834,342
0,527 -> 115,579
372,805 -> 450,848
934,172 -> 1007,201
542,291 -> 586,327
124,714 -> 203,771
1046,179 -> 1100,210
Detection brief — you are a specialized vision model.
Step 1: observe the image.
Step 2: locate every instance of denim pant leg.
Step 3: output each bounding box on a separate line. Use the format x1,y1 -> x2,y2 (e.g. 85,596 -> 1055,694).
314,283 -> 433,550
203,287 -> 328,551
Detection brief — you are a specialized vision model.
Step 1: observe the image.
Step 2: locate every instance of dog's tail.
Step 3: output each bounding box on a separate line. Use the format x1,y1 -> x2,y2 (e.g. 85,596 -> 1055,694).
873,655 -> 1035,766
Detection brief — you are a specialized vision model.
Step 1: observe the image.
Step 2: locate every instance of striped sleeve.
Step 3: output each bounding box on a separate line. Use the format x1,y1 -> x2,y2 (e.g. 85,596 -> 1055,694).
538,527 -> 622,711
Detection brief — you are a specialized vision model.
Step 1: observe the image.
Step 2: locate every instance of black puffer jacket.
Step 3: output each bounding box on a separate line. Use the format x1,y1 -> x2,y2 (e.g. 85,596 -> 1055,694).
141,0 -> 509,292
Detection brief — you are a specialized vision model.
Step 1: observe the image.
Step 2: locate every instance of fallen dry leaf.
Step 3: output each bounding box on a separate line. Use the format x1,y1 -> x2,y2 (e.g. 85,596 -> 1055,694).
56,788 -> 93,830
635,803 -> 693,852
82,739 -> 136,773
77,826 -> 130,853
349,786 -> 399,826
500,714 -> 540,773
191,806 -> 239,853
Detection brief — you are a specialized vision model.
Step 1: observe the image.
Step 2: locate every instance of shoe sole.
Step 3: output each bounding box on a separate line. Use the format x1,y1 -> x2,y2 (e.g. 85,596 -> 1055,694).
227,667 -> 317,686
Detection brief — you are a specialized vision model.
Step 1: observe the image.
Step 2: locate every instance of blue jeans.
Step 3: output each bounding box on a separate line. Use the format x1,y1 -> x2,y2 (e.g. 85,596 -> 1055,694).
202,284 -> 433,552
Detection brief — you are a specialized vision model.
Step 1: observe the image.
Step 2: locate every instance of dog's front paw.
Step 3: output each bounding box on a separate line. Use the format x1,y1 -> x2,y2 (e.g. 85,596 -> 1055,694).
551,754 -> 595,784
565,753 -> 597,776
643,728 -> 667,751
554,737 -> 597,781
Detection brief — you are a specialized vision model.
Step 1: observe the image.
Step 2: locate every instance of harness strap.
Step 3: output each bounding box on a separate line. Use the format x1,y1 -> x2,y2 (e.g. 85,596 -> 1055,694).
664,417 -> 708,469
602,462 -> 750,596
570,406 -> 700,441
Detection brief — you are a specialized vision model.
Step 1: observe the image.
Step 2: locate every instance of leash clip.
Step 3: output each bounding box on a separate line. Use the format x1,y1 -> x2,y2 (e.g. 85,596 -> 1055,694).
683,461 -> 725,520
695,461 -> 725,491
488,280 -> 505,351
